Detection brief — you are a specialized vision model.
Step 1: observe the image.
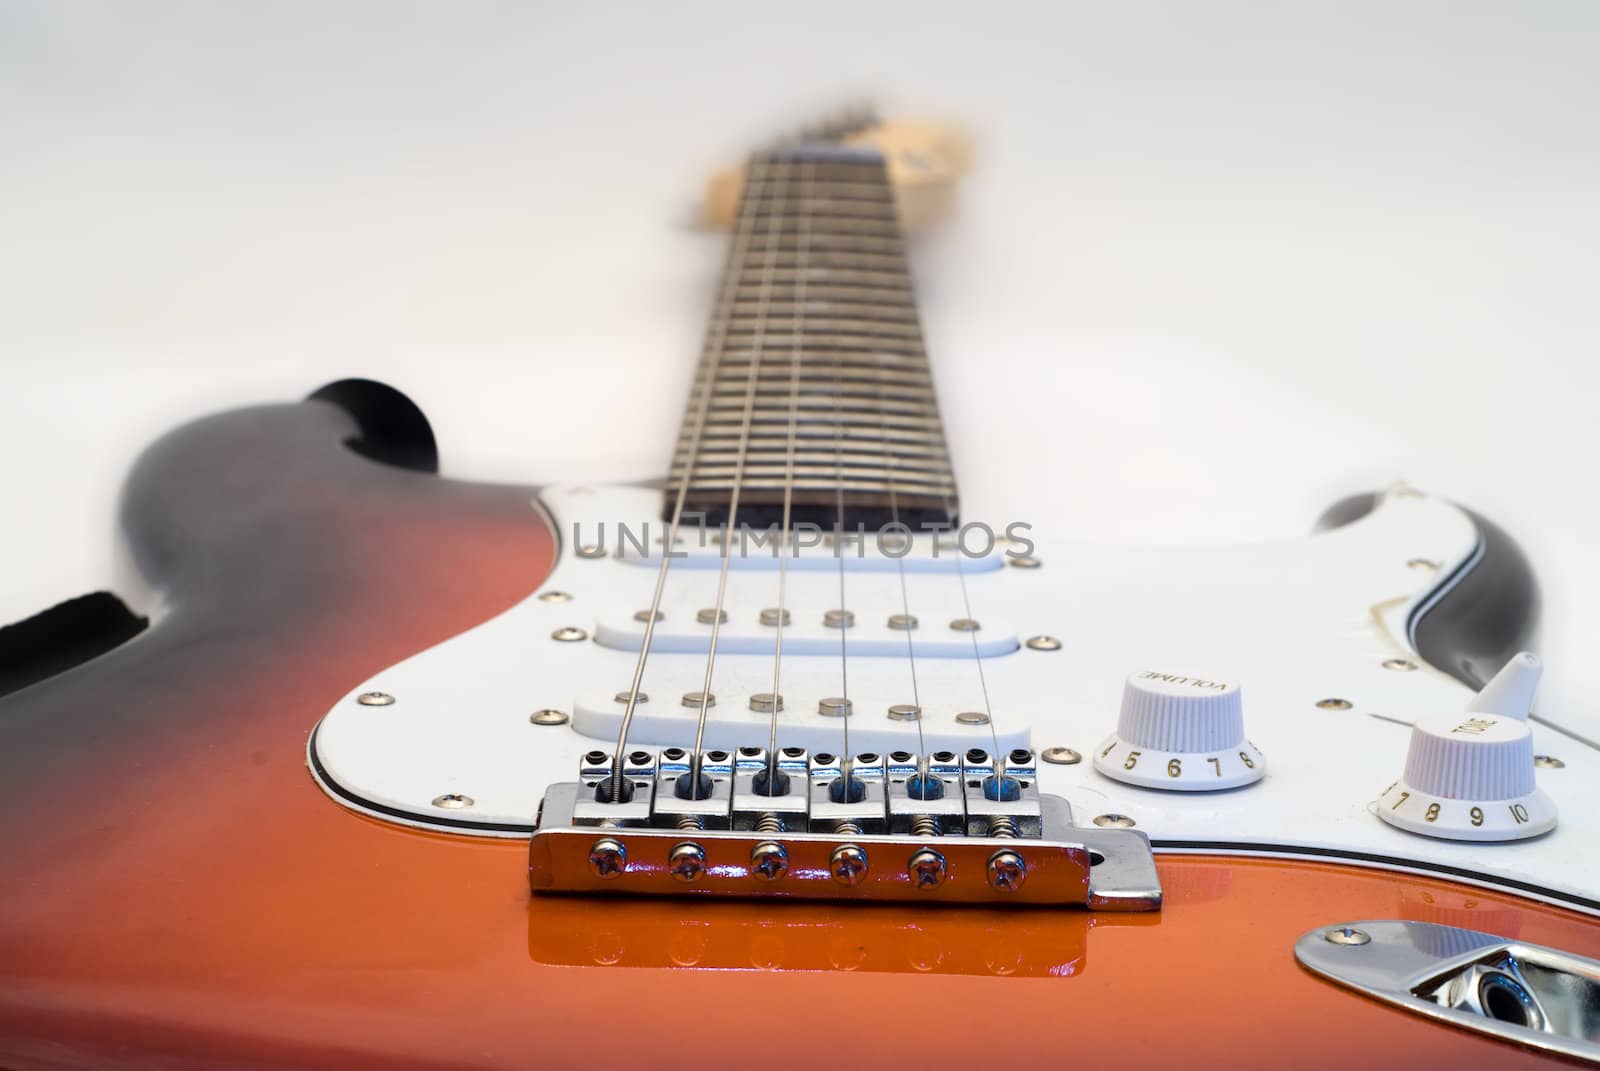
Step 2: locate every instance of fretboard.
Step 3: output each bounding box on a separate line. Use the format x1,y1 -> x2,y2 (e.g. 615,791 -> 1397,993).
665,145 -> 958,531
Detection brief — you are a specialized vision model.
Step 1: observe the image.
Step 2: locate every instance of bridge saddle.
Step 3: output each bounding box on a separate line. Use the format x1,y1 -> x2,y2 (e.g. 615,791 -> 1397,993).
530,746 -> 1161,909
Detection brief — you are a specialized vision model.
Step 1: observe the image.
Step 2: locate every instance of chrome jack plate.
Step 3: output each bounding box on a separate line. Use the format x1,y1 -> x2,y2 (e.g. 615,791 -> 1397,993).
529,782 -> 1160,909
1296,920 -> 1600,1064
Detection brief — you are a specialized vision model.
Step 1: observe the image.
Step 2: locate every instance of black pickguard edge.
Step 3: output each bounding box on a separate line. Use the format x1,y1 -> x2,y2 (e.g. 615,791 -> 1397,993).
1317,493 -> 1539,690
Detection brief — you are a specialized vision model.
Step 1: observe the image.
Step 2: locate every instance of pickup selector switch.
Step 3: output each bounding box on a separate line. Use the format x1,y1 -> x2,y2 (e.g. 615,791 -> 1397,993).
1094,670 -> 1265,791
1376,652 -> 1556,841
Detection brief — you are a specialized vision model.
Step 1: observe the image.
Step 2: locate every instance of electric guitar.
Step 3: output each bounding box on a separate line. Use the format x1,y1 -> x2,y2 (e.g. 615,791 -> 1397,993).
2,113 -> 1597,1069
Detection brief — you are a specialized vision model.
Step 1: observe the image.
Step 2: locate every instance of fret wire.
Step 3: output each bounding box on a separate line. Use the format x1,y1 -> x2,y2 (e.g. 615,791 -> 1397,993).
681,431 -> 949,450
708,342 -> 928,359
730,299 -> 921,314
732,251 -> 907,268
692,383 -> 938,402
742,227 -> 906,243
692,365 -> 936,386
718,336 -> 929,355
733,273 -> 914,290
725,325 -> 924,344
674,457 -> 954,476
699,355 -> 931,374
701,383 -> 937,403
691,410 -> 945,432
698,394 -> 940,411
730,281 -> 912,296
681,455 -> 947,470
728,302 -> 919,320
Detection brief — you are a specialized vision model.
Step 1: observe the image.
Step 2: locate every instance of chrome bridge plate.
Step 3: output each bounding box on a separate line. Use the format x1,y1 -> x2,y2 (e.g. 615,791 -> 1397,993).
529,783 -> 1161,909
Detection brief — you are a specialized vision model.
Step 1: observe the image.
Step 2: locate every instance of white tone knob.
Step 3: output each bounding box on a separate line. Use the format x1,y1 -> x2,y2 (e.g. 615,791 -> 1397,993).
1093,670 -> 1264,791
1377,709 -> 1556,841
1464,651 -> 1541,720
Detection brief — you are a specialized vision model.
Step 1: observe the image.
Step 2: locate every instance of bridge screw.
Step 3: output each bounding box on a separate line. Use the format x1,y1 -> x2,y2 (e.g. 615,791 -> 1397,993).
588,838 -> 627,879
908,848 -> 947,889
829,844 -> 869,887
987,850 -> 1027,892
750,841 -> 788,881
670,842 -> 707,883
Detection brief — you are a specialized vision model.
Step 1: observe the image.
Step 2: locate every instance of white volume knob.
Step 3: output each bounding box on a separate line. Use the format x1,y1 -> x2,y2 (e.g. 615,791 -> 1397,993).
1094,670 -> 1264,791
1377,654 -> 1555,841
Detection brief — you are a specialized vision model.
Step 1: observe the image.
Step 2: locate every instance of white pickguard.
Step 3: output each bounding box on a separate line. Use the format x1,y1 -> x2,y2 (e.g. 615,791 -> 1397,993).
311,482 -> 1600,912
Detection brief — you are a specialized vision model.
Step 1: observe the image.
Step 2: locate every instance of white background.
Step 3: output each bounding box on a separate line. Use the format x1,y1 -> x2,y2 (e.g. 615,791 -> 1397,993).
2,2 -> 1596,727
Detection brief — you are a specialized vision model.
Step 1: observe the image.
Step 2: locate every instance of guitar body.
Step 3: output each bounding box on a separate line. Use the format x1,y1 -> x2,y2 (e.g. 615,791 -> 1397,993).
1,393 -> 1595,1070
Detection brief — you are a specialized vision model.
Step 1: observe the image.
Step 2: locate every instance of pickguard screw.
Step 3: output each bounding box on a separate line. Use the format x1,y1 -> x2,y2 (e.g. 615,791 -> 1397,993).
830,844 -> 869,886
1007,556 -> 1042,569
1316,698 -> 1354,711
1407,559 -> 1440,571
578,545 -> 607,558
1025,636 -> 1062,652
1041,747 -> 1081,765
987,850 -> 1027,891
670,842 -> 707,883
887,703 -> 922,721
538,590 -> 573,602
1535,755 -> 1565,769
1325,926 -> 1370,946
1093,813 -> 1136,828
357,691 -> 395,706
612,691 -> 648,705
955,711 -> 990,726
551,627 -> 588,642
530,709 -> 569,726
750,841 -> 788,881
432,793 -> 473,809
1382,658 -> 1418,672
908,848 -> 947,889
949,618 -> 981,632
589,838 -> 626,878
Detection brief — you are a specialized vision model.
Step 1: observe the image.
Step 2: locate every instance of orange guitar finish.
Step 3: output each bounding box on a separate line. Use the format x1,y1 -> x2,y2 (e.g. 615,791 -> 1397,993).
0,398 -> 1593,1069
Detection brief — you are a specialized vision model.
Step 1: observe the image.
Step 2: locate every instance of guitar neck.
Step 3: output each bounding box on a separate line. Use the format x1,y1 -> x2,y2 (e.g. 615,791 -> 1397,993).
666,145 -> 959,531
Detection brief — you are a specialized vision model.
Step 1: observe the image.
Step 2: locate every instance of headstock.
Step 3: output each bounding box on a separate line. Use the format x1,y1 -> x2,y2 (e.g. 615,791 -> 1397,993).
699,109 -> 973,231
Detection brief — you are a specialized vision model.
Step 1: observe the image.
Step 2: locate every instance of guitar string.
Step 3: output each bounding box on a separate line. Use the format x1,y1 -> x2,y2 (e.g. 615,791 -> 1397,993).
868,151 -> 928,773
686,155 -> 788,790
606,157 -> 772,803
952,527 -> 1004,784
889,183 -> 1005,785
763,155 -> 811,786
828,163 -> 854,788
